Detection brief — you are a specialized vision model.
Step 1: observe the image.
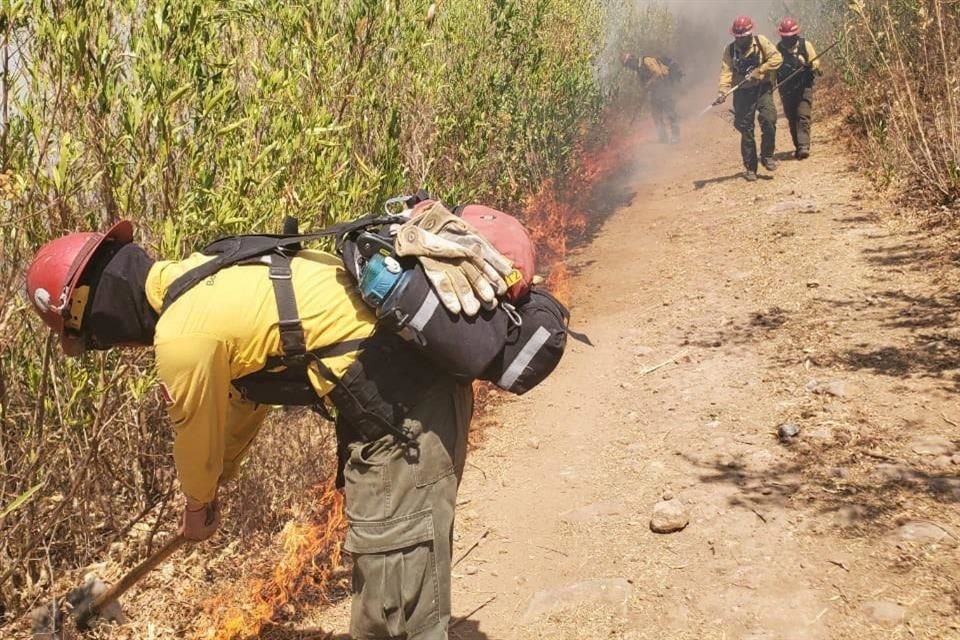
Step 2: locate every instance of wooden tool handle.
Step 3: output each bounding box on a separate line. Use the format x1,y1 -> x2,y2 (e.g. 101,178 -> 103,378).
90,534 -> 188,613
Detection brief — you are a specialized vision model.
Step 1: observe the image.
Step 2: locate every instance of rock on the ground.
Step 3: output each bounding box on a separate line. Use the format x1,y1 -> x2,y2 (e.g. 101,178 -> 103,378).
890,520 -> 958,547
777,423 -> 801,440
560,501 -> 622,524
909,434 -> 955,456
650,498 -> 690,534
523,578 -> 632,622
862,600 -> 906,627
527,437 -> 541,450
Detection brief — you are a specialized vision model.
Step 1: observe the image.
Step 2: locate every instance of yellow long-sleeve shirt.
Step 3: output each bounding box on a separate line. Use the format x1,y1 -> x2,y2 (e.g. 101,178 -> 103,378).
718,34 -> 783,93
145,250 -> 377,502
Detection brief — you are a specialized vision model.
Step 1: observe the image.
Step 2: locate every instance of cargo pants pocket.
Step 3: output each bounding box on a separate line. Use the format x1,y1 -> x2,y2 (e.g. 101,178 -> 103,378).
346,509 -> 441,639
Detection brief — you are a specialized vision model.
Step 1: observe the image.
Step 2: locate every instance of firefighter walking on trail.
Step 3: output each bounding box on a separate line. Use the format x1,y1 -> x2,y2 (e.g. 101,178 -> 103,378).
776,17 -> 821,160
622,53 -> 682,144
716,16 -> 783,182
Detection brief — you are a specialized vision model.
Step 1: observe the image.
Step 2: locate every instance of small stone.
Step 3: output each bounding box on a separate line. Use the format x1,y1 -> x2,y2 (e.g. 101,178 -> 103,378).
626,411 -> 639,421
704,420 -> 721,429
662,492 -> 673,501
620,381 -> 634,390
650,499 -> 690,534
862,600 -> 906,628
527,437 -> 541,450
777,423 -> 801,440
806,280 -> 820,288
465,565 -> 478,575
490,570 -> 499,577
909,434 -> 955,456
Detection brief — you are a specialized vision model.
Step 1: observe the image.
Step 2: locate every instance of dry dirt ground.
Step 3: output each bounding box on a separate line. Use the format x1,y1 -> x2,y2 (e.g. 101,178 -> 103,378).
325,108 -> 960,638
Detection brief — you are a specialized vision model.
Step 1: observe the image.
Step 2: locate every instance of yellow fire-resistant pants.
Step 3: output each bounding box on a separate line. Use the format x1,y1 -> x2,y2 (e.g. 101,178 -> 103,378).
343,376 -> 473,640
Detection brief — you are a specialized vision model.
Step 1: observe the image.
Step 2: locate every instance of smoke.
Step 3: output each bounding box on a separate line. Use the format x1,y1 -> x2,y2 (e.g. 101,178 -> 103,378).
603,0 -> 836,99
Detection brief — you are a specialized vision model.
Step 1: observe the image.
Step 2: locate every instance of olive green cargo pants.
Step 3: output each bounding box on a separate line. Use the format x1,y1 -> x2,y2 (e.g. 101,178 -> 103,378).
780,84 -> 814,154
733,82 -> 777,171
343,376 -> 473,640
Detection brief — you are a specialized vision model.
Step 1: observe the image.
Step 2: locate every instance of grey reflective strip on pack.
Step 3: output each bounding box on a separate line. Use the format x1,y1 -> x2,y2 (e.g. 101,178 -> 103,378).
498,326 -> 550,390
409,289 -> 440,331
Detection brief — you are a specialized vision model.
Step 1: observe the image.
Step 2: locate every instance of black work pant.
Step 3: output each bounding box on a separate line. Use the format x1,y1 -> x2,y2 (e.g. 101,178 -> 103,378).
780,84 -> 814,152
650,84 -> 679,142
733,83 -> 777,171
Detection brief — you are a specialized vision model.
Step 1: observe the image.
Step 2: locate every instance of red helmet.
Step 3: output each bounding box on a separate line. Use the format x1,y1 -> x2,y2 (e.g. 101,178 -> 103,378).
731,15 -> 754,37
778,17 -> 801,37
25,220 -> 133,355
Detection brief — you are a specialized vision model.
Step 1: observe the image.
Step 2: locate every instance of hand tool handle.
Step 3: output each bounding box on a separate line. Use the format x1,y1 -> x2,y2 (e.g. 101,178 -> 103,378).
90,534 -> 188,614
775,38 -> 842,89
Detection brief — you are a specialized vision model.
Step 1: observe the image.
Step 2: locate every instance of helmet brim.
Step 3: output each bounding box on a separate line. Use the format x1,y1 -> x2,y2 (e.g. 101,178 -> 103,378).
60,219 -> 134,356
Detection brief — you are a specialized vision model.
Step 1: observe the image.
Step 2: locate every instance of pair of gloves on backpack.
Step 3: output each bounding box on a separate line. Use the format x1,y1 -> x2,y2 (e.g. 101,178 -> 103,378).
393,202 -> 514,316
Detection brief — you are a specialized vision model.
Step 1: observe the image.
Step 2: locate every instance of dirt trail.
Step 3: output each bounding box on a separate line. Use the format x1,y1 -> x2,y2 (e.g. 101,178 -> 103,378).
314,109 -> 960,639
443,112 -> 960,639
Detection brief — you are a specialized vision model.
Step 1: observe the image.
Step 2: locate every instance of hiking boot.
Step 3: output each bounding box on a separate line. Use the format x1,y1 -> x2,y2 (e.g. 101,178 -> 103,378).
796,148 -> 810,160
744,170 -> 758,182
761,157 -> 777,171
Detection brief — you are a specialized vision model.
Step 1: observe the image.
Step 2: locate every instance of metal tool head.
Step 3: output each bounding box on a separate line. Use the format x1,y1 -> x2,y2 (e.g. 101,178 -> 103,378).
30,576 -> 127,638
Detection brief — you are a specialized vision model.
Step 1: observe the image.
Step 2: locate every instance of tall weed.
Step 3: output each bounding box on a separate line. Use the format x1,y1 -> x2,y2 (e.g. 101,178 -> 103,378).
0,0 -> 604,619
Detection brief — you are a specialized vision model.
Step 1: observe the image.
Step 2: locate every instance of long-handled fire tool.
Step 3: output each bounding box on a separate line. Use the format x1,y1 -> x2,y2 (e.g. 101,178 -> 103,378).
699,73 -> 753,117
774,38 -> 842,92
30,534 -> 188,638
700,35 -> 843,117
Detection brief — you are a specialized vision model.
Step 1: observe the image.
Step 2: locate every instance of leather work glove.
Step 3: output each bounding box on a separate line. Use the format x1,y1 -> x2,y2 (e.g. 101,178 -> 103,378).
180,495 -> 221,542
713,91 -> 728,106
394,202 -> 514,315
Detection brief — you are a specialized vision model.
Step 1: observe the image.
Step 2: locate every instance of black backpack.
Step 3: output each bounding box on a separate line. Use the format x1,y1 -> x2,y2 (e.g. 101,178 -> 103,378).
160,212 -> 585,409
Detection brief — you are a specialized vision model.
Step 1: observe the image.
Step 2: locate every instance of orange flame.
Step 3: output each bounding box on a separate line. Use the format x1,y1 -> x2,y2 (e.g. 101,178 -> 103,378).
201,111 -> 651,640
201,482 -> 346,640
523,112 -> 653,301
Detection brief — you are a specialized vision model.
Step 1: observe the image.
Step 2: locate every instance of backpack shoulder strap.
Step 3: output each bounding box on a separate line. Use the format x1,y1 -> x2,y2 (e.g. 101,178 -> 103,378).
160,215 -> 403,312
